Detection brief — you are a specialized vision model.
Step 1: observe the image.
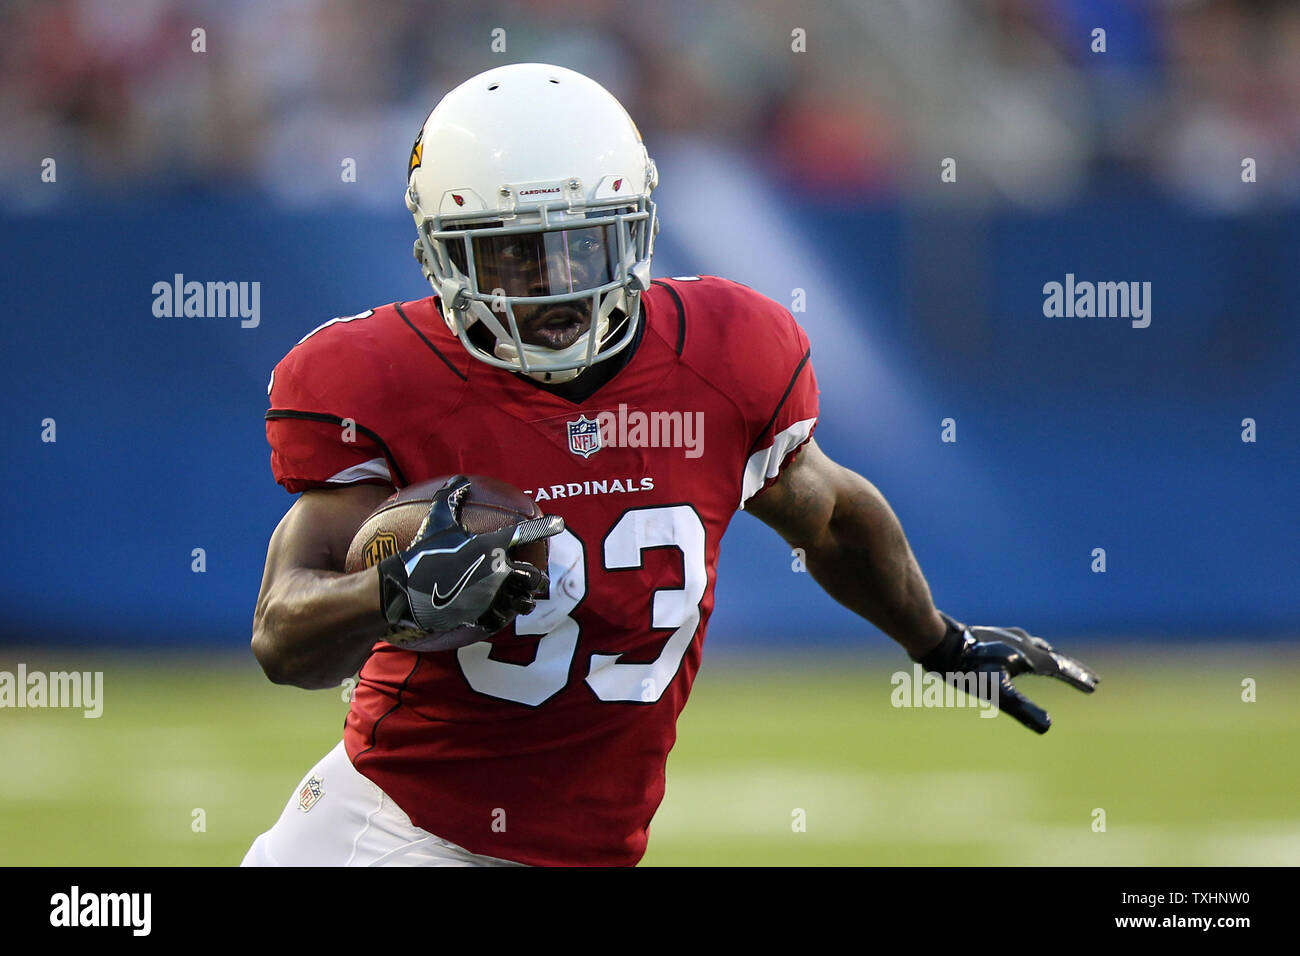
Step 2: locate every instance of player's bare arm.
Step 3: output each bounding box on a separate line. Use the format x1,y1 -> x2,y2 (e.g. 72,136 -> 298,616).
745,437 -> 947,657
251,484 -> 395,689
748,436 -> 1099,733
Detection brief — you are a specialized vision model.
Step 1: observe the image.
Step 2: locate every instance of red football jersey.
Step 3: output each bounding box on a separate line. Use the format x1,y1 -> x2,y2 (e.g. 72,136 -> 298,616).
265,276 -> 819,865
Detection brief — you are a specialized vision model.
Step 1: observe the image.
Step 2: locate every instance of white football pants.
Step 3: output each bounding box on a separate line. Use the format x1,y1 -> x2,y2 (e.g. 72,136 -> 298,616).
241,740 -> 525,866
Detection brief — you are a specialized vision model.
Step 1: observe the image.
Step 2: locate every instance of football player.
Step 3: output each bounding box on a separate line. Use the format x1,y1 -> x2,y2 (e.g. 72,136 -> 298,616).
242,63 -> 1098,867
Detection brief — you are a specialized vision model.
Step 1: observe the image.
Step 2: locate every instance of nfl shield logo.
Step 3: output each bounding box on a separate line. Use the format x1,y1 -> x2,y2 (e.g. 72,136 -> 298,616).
567,415 -> 602,458
362,531 -> 399,569
297,775 -> 324,812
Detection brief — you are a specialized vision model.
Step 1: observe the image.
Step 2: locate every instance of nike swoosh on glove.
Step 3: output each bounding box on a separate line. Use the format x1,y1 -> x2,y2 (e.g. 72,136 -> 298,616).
377,475 -> 562,637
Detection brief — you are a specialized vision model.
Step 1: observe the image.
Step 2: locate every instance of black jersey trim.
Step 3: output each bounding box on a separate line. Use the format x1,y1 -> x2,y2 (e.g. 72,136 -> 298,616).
353,653 -> 423,760
394,301 -> 468,382
747,347 -> 812,457
264,409 -> 409,487
651,279 -> 687,356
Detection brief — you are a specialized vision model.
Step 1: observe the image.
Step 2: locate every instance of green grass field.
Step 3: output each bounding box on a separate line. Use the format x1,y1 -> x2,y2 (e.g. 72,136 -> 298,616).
2,645 -> 1298,866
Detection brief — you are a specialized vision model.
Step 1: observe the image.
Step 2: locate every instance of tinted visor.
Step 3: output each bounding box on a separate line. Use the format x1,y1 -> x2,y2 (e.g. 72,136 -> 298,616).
447,222 -> 620,297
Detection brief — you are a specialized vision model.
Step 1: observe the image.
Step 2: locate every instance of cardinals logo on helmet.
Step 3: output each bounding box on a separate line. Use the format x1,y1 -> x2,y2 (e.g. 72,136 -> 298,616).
408,129 -> 424,177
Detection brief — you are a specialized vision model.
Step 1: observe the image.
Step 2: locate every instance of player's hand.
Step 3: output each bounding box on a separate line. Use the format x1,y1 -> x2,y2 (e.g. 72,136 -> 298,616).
912,612 -> 1099,734
376,475 -> 562,635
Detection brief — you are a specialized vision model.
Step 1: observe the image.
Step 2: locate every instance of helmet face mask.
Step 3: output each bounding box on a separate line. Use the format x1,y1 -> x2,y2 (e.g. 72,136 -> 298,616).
416,195 -> 654,382
406,64 -> 659,384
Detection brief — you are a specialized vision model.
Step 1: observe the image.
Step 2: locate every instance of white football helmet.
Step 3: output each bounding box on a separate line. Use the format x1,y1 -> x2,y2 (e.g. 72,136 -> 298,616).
406,63 -> 659,383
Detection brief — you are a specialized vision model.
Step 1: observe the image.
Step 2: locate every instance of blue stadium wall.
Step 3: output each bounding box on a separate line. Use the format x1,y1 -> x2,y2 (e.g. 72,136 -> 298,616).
1,193 -> 1295,649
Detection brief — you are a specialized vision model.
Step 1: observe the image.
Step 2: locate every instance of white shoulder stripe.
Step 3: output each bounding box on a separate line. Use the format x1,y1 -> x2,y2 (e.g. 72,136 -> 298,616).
327,458 -> 392,485
297,309 -> 375,345
739,417 -> 817,509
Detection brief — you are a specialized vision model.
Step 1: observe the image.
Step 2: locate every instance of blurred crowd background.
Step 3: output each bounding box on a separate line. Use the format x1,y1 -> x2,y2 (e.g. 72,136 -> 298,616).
5,0 -> 1300,210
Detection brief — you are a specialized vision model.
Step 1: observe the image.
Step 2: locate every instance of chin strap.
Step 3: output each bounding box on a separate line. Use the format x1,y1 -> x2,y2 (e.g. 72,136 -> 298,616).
493,312 -> 612,383
489,282 -> 633,383
413,239 -> 437,287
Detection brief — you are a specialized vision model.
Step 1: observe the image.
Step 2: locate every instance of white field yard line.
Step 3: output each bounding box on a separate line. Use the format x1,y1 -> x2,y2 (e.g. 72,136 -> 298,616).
1003,822 -> 1300,865
650,767 -> 1034,842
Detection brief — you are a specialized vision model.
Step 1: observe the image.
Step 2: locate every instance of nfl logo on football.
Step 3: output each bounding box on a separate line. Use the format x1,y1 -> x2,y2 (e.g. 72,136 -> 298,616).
567,415 -> 601,458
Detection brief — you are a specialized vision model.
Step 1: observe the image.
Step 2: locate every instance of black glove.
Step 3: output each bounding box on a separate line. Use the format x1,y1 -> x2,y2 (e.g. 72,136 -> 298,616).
377,475 -> 562,637
912,612 -> 1099,734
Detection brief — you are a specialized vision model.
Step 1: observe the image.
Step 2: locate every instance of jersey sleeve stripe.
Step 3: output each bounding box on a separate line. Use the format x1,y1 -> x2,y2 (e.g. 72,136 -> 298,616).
264,408 -> 408,487
739,416 -> 817,509
326,458 -> 392,485
393,301 -> 468,381
295,309 -> 375,345
650,279 -> 687,356
746,347 -> 811,458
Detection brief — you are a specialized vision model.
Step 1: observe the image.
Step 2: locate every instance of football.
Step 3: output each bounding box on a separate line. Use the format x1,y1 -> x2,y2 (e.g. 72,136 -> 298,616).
345,475 -> 548,650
